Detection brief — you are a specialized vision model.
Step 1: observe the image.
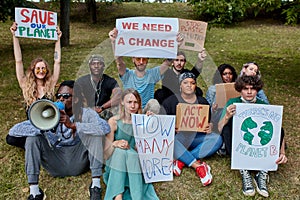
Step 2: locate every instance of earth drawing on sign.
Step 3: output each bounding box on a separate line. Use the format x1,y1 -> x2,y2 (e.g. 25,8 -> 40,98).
240,117 -> 273,146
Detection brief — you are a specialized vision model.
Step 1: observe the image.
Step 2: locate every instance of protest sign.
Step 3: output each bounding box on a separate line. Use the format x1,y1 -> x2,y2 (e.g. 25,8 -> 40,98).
115,17 -> 178,58
15,7 -> 57,40
178,19 -> 207,52
216,83 -> 240,108
132,114 -> 175,183
231,103 -> 283,171
175,103 -> 209,132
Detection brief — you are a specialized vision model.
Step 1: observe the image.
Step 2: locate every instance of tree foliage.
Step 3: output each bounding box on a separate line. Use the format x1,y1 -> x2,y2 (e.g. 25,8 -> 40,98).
281,0 -> 300,25
0,0 -> 37,22
189,0 -> 300,26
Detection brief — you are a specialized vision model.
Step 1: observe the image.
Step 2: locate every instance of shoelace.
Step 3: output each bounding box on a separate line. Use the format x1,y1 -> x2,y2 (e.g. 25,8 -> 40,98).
258,172 -> 269,189
241,170 -> 253,188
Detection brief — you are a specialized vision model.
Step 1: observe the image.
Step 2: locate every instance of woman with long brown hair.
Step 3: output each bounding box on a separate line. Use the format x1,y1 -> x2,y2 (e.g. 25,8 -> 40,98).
6,22 -> 62,148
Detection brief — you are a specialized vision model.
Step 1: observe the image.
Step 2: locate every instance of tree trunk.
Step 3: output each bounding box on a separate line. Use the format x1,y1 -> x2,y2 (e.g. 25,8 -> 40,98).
60,0 -> 70,47
87,0 -> 97,24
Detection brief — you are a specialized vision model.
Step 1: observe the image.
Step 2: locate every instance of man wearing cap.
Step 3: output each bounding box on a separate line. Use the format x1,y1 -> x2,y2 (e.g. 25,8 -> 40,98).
76,55 -> 122,120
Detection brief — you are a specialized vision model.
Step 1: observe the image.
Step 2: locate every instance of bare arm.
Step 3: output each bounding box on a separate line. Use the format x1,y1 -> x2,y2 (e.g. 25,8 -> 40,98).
51,26 -> 62,88
218,104 -> 236,132
104,87 -> 122,109
194,48 -> 206,73
159,59 -> 172,75
11,22 -> 26,88
95,87 -> 122,114
276,138 -> 288,164
109,28 -> 126,76
104,116 -> 117,160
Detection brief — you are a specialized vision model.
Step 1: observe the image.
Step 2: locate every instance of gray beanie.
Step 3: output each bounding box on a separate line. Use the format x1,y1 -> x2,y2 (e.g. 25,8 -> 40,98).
88,54 -> 104,65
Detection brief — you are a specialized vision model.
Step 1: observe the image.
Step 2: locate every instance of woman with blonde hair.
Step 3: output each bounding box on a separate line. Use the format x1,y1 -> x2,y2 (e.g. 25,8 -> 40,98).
6,22 -> 62,148
103,88 -> 159,200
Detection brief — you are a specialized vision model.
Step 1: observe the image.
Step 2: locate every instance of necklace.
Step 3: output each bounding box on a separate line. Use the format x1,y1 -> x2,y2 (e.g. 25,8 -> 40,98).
90,75 -> 103,106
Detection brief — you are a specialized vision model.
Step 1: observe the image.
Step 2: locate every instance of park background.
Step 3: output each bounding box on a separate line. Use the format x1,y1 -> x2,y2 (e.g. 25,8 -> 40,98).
0,1 -> 299,199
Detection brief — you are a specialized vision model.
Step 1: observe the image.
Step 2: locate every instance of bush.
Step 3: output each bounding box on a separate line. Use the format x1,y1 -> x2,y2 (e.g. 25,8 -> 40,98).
281,0 -> 300,25
189,0 -> 251,26
189,0 -> 300,26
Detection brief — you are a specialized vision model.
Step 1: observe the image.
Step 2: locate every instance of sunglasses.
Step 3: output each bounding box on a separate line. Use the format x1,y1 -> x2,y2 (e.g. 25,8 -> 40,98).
34,68 -> 47,74
56,93 -> 72,99
135,58 -> 149,63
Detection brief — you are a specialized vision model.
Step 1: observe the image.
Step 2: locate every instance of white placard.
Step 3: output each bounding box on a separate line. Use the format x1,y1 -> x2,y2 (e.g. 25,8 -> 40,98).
132,114 -> 175,183
15,7 -> 57,40
231,103 -> 283,171
115,17 -> 178,58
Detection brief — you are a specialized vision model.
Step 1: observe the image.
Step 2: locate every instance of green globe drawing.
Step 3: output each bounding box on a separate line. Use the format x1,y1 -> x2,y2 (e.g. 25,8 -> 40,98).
241,117 -> 273,146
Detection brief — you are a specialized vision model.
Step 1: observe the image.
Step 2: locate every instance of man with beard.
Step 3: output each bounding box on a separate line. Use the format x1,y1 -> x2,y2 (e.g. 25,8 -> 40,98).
76,55 -> 122,119
109,28 -> 174,113
154,50 -> 206,104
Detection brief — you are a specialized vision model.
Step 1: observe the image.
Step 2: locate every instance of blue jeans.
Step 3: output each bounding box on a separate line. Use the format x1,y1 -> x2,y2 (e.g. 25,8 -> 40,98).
174,131 -> 222,166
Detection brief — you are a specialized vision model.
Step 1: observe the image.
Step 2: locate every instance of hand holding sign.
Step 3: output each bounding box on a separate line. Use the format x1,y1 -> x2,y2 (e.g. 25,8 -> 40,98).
10,22 -> 18,35
109,28 -> 118,42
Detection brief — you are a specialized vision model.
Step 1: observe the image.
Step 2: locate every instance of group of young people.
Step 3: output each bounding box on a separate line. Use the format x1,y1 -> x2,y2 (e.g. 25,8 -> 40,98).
6,23 -> 288,200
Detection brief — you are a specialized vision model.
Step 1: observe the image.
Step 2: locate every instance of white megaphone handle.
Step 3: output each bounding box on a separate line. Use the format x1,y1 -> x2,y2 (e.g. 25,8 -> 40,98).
42,108 -> 55,118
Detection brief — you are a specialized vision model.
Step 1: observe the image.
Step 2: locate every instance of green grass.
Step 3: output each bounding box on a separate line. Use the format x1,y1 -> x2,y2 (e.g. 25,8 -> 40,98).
1,2 -> 299,200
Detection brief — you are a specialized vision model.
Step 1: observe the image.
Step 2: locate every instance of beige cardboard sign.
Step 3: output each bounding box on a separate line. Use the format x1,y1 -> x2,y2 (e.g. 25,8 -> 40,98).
216,83 -> 240,108
176,103 -> 209,132
178,19 -> 207,52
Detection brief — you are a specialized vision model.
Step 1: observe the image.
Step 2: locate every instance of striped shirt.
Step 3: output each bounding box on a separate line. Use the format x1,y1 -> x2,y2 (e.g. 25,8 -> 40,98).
120,66 -> 161,108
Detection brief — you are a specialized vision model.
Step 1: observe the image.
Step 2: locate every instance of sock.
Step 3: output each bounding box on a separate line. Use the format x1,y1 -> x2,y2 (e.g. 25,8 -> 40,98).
29,184 -> 41,197
91,178 -> 101,188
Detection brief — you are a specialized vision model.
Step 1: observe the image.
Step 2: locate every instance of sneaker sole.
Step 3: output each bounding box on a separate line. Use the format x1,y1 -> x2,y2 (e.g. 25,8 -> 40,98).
242,189 -> 255,197
253,179 -> 269,197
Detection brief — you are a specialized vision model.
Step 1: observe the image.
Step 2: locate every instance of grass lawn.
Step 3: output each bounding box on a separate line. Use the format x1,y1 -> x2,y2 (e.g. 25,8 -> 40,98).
0,2 -> 299,200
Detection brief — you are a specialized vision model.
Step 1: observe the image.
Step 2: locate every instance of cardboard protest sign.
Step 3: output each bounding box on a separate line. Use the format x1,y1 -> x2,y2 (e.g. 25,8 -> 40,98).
15,7 -> 57,40
132,114 -> 175,183
175,103 -> 209,132
216,83 -> 240,108
115,17 -> 178,58
231,103 -> 283,171
178,19 -> 207,52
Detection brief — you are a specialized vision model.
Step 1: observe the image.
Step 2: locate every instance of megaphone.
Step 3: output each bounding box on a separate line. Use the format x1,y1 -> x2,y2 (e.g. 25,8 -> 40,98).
28,99 -> 65,131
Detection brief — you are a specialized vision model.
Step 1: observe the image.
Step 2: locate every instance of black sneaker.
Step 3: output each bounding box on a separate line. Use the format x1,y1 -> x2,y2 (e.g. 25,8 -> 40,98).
254,171 -> 269,197
89,185 -> 102,200
240,170 -> 255,196
216,142 -> 227,156
27,188 -> 44,200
